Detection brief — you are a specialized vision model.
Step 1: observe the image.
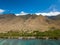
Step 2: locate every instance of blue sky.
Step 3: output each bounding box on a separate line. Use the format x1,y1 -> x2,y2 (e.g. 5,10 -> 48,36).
0,0 -> 60,14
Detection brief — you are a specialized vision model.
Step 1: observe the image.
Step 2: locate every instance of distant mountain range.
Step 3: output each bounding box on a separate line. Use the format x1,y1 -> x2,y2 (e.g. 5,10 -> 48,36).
0,14 -> 60,33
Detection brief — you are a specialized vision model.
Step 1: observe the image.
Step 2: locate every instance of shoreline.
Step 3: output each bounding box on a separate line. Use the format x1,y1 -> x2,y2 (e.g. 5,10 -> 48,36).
0,36 -> 60,40
0,30 -> 60,40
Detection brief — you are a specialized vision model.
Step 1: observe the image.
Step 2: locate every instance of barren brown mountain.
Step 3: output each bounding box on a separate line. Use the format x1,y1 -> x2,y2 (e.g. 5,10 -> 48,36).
0,14 -> 60,33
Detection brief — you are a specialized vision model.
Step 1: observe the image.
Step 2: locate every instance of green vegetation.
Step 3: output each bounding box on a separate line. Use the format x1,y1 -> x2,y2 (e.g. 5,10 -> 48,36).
0,29 -> 60,39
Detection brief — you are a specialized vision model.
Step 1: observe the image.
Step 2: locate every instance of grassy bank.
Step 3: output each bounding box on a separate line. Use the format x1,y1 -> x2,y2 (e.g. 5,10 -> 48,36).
0,29 -> 60,39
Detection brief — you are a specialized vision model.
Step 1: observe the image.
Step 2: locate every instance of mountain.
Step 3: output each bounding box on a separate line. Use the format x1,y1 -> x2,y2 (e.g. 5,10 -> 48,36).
0,14 -> 60,33
48,14 -> 60,20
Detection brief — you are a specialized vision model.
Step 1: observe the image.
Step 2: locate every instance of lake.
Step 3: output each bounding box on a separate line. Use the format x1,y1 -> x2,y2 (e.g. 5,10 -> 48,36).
0,39 -> 60,45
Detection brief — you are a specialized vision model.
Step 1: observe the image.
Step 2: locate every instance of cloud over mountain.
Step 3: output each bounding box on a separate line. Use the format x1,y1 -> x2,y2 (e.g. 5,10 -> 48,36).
0,9 -> 5,14
35,11 -> 60,16
15,11 -> 29,16
15,11 -> 60,16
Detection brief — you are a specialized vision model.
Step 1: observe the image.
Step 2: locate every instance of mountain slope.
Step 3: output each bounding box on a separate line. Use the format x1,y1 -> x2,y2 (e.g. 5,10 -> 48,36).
0,14 -> 60,32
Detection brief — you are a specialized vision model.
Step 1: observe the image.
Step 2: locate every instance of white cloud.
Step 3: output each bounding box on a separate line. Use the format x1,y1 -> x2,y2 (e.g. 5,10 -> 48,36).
15,11 -> 29,16
35,4 -> 60,16
35,11 -> 60,16
0,9 -> 5,13
15,11 -> 60,16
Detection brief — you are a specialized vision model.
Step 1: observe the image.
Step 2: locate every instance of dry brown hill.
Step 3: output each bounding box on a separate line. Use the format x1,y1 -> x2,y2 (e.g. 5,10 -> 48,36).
0,14 -> 60,33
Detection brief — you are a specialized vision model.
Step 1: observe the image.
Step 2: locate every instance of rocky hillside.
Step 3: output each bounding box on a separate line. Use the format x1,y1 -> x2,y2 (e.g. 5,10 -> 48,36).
0,14 -> 60,33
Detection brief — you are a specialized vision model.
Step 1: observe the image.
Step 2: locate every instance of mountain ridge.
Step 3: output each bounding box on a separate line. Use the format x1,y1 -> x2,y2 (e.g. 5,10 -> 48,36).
0,14 -> 60,33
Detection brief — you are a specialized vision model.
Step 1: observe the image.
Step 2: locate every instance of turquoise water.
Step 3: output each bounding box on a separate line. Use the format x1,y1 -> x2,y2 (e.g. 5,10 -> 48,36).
0,39 -> 60,45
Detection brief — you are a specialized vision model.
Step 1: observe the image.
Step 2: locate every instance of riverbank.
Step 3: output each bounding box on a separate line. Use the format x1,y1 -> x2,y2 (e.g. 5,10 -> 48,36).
0,36 -> 60,40
0,35 -> 60,40
0,29 -> 60,40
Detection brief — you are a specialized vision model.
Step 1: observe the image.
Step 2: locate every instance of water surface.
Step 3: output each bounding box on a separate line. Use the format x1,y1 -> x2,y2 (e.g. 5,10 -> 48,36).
0,39 -> 60,45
